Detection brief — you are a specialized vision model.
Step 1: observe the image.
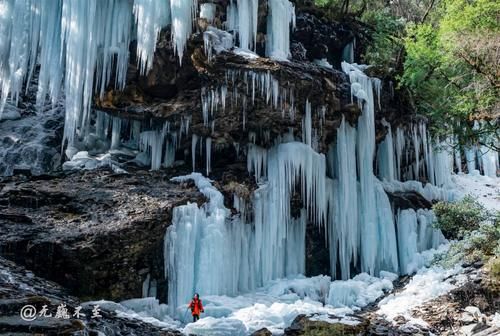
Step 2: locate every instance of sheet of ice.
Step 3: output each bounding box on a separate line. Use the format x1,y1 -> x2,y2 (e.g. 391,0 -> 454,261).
62,151 -> 127,174
313,58 -> 333,69
82,298 -> 181,330
327,272 -> 396,309
451,173 -> 500,211
381,179 -> 458,202
377,262 -> 466,324
87,272 -> 404,335
204,26 -> 234,61
181,275 -> 372,335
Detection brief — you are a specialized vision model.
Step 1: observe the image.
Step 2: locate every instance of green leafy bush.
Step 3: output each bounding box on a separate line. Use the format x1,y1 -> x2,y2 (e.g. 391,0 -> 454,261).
433,202 -> 499,268
433,195 -> 489,239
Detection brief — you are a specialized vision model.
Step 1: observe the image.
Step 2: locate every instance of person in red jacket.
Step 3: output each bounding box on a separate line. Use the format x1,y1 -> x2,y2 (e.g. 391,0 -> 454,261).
188,293 -> 204,322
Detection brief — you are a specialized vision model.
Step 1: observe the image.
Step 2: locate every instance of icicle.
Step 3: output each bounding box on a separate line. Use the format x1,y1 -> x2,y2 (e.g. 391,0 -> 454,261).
464,146 -> 477,173
206,137 -> 212,175
433,143 -> 453,187
376,119 -> 395,181
396,209 -> 419,275
302,99 -> 312,147
394,127 -> 405,181
411,124 -> 421,180
247,143 -> 267,182
396,209 -> 445,275
341,40 -> 354,63
420,123 -> 435,185
139,127 -> 169,170
110,117 -> 122,149
478,145 -> 498,177
192,134 -> 198,171
225,0 -> 238,32
164,139 -> 175,167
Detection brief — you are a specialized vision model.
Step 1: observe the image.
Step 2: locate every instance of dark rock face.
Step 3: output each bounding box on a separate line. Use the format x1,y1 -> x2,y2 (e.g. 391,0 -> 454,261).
305,223 -> 330,277
0,169 -> 202,302
284,314 -> 369,335
387,191 -> 433,210
0,256 -> 182,335
0,105 -> 63,177
293,11 -> 351,66
251,327 -> 273,336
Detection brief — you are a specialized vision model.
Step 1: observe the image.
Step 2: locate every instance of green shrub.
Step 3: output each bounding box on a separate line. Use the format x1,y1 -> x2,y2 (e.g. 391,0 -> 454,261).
434,212 -> 500,268
433,195 -> 489,239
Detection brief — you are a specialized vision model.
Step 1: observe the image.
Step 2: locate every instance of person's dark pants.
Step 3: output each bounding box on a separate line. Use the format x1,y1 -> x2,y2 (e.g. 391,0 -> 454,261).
192,314 -> 200,322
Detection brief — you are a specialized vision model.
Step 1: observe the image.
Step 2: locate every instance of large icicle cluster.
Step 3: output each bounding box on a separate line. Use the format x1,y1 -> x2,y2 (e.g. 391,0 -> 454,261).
200,69 -> 298,134
0,0 -> 303,163
462,122 -> 499,178
0,0 -> 198,147
376,122 -> 454,186
0,0 -> 134,146
165,165 -> 313,318
377,120 -> 498,184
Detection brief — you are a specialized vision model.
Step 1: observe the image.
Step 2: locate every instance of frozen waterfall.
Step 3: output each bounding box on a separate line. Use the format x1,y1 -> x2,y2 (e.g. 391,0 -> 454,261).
163,63 -> 457,316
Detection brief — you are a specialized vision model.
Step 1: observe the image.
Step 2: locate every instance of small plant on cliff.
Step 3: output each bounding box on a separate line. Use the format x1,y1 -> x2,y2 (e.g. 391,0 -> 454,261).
433,195 -> 489,239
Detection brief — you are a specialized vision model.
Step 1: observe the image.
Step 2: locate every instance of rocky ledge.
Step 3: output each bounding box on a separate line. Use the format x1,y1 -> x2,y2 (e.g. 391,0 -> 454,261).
0,256 -> 182,335
0,168 -> 202,302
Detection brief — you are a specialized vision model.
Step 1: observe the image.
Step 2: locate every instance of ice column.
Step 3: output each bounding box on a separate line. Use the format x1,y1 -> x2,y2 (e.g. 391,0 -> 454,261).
341,62 -> 398,276
329,117 -> 359,279
479,146 -> 498,177
266,0 -> 295,60
377,120 -> 396,181
302,99 -> 312,147
236,0 -> 259,50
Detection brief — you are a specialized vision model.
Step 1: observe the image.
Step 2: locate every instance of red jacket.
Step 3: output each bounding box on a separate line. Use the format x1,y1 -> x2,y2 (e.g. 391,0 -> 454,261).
188,298 -> 204,316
